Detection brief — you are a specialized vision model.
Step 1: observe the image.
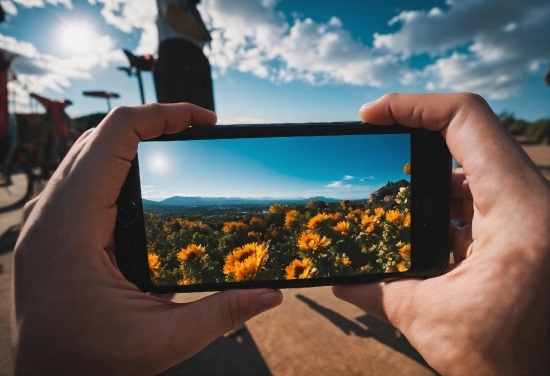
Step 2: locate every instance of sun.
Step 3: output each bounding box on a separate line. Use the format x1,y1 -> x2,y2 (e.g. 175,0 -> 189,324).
59,21 -> 97,54
149,154 -> 170,174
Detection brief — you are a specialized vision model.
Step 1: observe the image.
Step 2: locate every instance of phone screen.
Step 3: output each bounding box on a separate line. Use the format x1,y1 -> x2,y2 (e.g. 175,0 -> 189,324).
139,133 -> 411,287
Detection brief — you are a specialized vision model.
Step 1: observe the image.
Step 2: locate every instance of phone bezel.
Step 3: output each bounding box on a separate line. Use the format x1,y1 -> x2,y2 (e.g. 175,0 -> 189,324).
115,122 -> 451,293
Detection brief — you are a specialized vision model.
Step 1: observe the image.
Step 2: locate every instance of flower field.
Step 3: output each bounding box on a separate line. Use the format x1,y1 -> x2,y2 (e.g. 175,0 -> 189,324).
145,170 -> 411,286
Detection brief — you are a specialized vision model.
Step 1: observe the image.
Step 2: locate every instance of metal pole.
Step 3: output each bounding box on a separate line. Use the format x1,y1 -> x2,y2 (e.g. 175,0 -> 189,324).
137,69 -> 145,105
106,97 -> 111,112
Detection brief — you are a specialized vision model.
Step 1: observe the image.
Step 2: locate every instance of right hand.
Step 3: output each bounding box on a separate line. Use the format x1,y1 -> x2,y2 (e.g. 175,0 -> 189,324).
334,93 -> 550,375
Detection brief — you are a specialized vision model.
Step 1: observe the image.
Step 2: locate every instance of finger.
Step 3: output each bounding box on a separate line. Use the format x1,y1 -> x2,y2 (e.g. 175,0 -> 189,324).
451,197 -> 474,222
161,289 -> 283,363
359,93 -> 546,218
452,168 -> 472,199
450,223 -> 473,262
333,279 -> 420,326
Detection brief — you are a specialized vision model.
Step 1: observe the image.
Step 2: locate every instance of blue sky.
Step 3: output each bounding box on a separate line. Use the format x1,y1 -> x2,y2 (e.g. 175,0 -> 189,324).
0,0 -> 548,123
139,133 -> 410,200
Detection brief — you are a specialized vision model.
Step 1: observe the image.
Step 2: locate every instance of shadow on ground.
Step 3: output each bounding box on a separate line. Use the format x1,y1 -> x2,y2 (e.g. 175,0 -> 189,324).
296,294 -> 430,369
160,325 -> 271,376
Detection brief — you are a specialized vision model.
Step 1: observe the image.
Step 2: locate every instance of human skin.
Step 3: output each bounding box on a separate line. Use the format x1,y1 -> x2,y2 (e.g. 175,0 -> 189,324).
333,93 -> 550,375
11,103 -> 283,375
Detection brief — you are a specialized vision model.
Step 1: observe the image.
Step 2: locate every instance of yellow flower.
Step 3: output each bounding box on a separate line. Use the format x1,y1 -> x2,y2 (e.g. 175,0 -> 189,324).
332,221 -> 351,234
341,257 -> 352,266
178,277 -> 194,285
329,212 -> 343,221
374,207 -> 385,218
403,162 -> 411,175
297,232 -> 331,250
402,212 -> 411,228
177,244 -> 206,262
223,242 -> 268,281
284,209 -> 299,229
247,231 -> 263,241
148,252 -> 160,271
361,213 -> 378,233
222,221 -> 247,233
396,262 -> 409,272
268,204 -> 287,214
285,258 -> 314,279
386,209 -> 404,225
249,217 -> 266,227
307,213 -> 329,229
399,243 -> 411,260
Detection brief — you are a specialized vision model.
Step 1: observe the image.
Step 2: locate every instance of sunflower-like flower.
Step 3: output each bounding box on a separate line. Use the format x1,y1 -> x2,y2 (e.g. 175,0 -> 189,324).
284,209 -> 299,229
285,258 -> 315,279
341,257 -> 352,266
332,221 -> 351,234
249,217 -> 267,227
329,212 -> 343,221
403,162 -> 411,175
148,252 -> 160,271
223,242 -> 268,281
402,211 -> 411,228
386,209 -> 404,225
177,244 -> 207,262
222,221 -> 248,233
268,204 -> 287,214
374,207 -> 385,218
178,277 -> 194,285
307,213 -> 330,229
361,213 -> 378,233
297,232 -> 331,251
399,243 -> 411,260
247,231 -> 263,241
396,263 -> 409,272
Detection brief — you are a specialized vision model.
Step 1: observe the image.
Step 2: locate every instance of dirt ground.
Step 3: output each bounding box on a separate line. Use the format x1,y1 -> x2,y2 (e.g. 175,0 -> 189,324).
0,141 -> 548,375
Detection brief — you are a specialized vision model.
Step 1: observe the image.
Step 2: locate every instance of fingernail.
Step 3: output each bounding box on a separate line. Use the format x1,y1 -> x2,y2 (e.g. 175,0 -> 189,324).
361,101 -> 375,108
258,290 -> 283,312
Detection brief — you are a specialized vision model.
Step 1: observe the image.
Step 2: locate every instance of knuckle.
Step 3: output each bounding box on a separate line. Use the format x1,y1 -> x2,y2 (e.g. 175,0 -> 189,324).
220,292 -> 253,331
22,196 -> 39,219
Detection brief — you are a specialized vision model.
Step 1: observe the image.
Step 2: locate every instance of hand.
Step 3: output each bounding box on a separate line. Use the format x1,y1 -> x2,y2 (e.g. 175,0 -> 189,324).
333,93 -> 550,375
11,103 -> 283,375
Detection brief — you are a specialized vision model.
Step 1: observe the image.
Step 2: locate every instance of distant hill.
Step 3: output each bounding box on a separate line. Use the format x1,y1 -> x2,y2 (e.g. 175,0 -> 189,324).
142,196 -> 343,208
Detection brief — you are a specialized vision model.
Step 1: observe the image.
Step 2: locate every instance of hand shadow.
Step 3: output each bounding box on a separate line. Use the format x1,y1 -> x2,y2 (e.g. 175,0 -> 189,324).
295,294 -> 430,369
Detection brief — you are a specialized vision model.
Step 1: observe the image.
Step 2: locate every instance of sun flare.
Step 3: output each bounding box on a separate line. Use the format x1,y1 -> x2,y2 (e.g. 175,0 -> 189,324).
59,22 -> 97,54
149,154 -> 170,173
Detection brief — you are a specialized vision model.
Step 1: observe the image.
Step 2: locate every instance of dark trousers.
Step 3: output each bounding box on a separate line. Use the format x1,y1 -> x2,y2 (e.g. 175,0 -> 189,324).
154,38 -> 215,112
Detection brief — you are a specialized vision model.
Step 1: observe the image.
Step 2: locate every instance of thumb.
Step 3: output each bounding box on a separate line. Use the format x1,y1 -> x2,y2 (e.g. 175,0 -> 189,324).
163,289 -> 282,360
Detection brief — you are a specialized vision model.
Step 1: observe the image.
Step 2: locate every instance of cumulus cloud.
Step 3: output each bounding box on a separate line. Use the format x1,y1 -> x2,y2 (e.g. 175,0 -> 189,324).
1,0 -> 72,15
0,32 -> 125,110
88,0 -> 158,54
374,0 -> 550,98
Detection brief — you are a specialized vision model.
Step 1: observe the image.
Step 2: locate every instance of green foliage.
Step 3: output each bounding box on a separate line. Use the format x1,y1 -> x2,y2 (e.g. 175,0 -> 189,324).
499,112 -> 550,143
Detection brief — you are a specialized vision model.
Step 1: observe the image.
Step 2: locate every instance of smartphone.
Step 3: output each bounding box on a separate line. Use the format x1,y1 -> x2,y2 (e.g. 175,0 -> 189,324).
115,122 -> 451,293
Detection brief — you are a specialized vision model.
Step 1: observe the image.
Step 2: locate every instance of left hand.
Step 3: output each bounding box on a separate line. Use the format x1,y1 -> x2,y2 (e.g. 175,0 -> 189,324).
11,103 -> 283,375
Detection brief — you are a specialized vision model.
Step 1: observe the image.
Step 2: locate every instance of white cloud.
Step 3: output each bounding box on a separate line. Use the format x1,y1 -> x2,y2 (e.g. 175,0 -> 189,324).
343,175 -> 355,180
325,181 -> 352,189
1,0 -> 72,15
0,33 -> 125,110
89,0 -> 158,54
374,0 -> 550,98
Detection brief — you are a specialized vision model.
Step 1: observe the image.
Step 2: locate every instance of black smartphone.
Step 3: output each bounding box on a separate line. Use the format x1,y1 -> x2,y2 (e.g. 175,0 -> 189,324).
115,122 -> 451,293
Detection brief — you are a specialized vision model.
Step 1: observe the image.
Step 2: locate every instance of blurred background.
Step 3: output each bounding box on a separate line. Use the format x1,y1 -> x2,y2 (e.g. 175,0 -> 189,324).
0,0 -> 548,374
